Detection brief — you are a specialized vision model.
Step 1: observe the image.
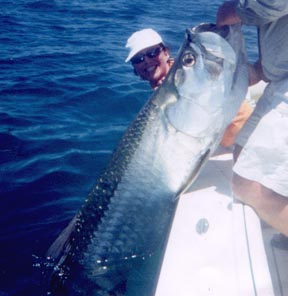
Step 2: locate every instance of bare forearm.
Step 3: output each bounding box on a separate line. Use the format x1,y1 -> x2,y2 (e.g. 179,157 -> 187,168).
248,60 -> 269,86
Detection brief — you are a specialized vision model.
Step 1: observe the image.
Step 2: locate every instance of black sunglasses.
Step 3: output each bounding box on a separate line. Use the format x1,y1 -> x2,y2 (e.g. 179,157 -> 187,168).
131,45 -> 164,65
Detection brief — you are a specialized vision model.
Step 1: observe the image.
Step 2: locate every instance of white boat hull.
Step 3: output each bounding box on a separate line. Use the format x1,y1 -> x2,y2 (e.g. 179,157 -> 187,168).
155,150 -> 274,296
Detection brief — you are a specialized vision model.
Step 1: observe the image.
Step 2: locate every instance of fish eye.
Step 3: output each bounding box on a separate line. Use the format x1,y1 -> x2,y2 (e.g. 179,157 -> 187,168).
182,53 -> 195,67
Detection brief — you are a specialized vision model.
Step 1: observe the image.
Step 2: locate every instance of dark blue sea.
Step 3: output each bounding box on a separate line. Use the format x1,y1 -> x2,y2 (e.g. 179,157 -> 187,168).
0,1 -> 258,295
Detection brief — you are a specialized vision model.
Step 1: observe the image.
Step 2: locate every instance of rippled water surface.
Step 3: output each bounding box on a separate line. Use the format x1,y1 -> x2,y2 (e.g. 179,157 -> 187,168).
0,0 -> 257,294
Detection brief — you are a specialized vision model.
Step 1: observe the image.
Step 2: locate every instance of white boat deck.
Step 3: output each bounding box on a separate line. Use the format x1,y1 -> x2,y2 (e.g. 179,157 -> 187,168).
262,223 -> 288,296
155,149 -> 287,296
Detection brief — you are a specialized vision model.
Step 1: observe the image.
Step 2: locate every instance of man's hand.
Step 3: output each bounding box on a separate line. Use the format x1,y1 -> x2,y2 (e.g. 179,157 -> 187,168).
216,1 -> 242,27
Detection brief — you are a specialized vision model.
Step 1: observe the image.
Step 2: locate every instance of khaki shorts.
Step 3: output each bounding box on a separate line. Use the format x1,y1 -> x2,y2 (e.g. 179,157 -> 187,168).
233,80 -> 288,197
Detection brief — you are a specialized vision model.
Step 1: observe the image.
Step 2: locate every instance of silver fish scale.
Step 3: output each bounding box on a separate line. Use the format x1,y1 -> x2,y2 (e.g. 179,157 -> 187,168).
49,101 -> 176,292
74,101 -> 159,256
82,101 -> 178,277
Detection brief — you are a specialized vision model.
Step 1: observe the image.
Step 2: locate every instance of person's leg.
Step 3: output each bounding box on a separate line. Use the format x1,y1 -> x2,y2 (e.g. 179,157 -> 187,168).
232,80 -> 288,236
232,173 -> 288,236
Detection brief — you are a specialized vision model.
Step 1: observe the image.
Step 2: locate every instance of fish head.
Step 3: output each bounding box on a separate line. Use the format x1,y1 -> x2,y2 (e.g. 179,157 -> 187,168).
175,25 -> 236,97
164,24 -> 239,138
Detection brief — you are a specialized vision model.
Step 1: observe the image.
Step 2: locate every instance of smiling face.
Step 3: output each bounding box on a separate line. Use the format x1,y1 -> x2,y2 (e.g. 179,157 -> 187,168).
132,44 -> 171,89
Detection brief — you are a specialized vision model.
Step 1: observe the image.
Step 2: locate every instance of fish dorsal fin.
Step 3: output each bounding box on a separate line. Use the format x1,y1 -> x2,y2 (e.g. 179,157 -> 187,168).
175,149 -> 211,199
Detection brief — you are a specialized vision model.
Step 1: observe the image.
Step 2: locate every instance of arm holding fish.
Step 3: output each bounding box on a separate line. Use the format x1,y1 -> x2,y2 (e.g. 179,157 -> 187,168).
238,0 -> 288,86
216,1 -> 261,87
217,0 -> 288,86
217,0 -> 288,27
236,0 -> 288,26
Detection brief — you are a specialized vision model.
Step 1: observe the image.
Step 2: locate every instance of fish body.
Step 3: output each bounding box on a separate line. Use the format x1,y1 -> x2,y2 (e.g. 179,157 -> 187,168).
46,23 -> 248,295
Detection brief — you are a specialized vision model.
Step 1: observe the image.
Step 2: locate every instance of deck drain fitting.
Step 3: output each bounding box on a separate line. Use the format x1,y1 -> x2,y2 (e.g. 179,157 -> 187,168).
196,218 -> 209,234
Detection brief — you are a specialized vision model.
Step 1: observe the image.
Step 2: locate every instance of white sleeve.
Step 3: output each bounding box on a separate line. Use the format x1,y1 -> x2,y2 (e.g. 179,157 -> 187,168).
236,0 -> 288,25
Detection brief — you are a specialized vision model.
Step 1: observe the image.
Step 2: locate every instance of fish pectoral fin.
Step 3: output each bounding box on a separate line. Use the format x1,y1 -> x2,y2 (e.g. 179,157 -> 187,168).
46,215 -> 77,260
175,149 -> 211,199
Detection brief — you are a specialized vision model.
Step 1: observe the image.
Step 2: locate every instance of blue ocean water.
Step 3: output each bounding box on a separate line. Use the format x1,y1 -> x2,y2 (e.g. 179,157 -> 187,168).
0,1 -> 258,295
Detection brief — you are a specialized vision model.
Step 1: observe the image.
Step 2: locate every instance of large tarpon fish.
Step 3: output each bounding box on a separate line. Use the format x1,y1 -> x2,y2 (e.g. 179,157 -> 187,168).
45,23 -> 248,295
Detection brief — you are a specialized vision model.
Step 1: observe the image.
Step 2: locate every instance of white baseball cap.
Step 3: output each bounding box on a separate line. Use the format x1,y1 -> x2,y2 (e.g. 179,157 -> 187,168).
125,28 -> 163,63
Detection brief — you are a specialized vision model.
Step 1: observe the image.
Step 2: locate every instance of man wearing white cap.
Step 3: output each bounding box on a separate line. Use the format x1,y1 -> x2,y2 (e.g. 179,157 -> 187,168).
125,28 -> 253,148
125,28 -> 173,90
